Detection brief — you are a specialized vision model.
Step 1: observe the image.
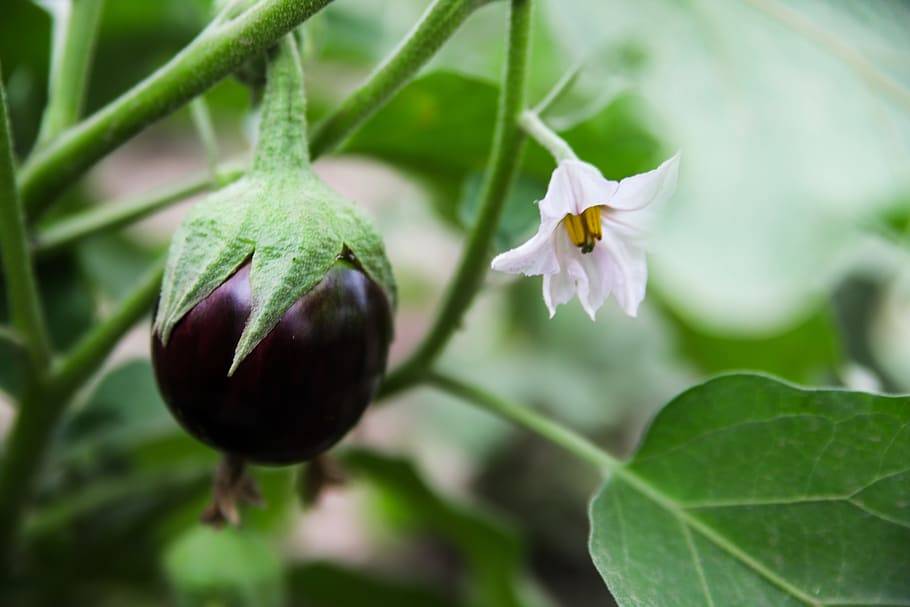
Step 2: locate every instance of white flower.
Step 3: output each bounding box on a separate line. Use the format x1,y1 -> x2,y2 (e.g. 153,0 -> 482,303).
491,154 -> 679,320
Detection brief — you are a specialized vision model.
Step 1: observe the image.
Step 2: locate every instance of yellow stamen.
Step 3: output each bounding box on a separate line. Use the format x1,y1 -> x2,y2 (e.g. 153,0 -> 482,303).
564,214 -> 587,248
583,206 -> 603,241
563,206 -> 603,254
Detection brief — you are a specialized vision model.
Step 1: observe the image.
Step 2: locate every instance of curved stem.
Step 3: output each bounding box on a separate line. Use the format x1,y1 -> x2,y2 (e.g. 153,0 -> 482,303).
33,165 -> 243,258
310,0 -> 488,157
0,259 -> 164,561
0,68 -> 51,370
427,371 -> 617,473
519,110 -> 577,162
380,0 -> 533,397
35,0 -> 106,146
19,0 -> 334,219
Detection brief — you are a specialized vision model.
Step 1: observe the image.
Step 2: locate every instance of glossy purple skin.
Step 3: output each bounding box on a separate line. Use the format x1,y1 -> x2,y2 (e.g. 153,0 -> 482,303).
151,261 -> 392,465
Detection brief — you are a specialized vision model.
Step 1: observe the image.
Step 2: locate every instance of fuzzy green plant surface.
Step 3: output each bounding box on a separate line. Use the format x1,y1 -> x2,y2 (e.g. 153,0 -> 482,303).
153,36 -> 395,373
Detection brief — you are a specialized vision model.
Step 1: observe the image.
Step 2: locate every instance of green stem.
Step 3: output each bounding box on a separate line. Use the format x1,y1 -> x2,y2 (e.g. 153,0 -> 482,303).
310,0 -> 488,157
19,0 -> 334,219
34,0 -> 485,251
427,371 -> 617,472
0,66 -> 51,370
189,97 -> 220,181
380,0 -> 533,397
252,35 -> 311,175
33,164 -> 244,258
532,60 -> 584,116
519,110 -> 576,162
35,0 -> 106,146
0,259 -> 163,561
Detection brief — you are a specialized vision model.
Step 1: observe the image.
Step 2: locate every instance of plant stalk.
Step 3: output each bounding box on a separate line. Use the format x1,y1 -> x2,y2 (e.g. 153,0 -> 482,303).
35,0 -> 106,146
0,259 -> 164,563
427,371 -> 617,472
519,110 -> 577,162
251,35 -> 311,175
380,0 -> 533,397
19,0 -> 334,219
0,66 -> 51,370
310,0 -> 488,157
33,165 -> 243,258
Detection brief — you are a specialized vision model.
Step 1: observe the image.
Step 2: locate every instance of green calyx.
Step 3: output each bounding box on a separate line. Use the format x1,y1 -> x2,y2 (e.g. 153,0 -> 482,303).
153,35 -> 396,374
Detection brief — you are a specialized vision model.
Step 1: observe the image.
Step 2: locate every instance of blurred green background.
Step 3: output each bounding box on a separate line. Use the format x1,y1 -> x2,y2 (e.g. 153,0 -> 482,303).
1,0 -> 909,605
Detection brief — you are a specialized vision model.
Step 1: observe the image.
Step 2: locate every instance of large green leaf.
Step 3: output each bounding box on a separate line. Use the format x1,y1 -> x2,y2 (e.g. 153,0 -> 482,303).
590,374 -> 910,606
342,449 -> 546,607
663,302 -> 842,384
548,0 -> 910,333
164,526 -> 284,607
287,561 -> 461,607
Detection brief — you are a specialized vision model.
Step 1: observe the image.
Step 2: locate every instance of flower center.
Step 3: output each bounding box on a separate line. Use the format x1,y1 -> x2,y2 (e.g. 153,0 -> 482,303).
563,206 -> 603,254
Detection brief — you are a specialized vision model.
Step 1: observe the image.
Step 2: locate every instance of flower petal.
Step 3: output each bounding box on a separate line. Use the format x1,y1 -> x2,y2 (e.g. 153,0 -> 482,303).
599,228 -> 648,317
568,159 -> 619,214
542,232 -> 613,320
543,270 -> 576,318
542,231 -> 580,317
538,162 -> 578,221
491,223 -> 559,276
576,246 -> 613,320
608,153 -> 680,211
539,159 -> 618,220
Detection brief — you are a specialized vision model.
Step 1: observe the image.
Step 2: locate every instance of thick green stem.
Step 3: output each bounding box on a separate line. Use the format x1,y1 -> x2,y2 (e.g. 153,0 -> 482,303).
0,260 -> 163,562
19,0 -> 334,219
427,371 -> 617,472
0,67 -> 51,370
310,0 -> 488,157
251,36 -> 310,175
33,164 -> 243,258
35,0 -> 106,146
0,0 -> 486,563
381,0 -> 533,396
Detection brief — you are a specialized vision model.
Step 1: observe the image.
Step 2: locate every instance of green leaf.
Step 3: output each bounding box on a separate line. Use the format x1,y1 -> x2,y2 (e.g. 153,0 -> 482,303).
342,449 -> 542,607
164,526 -> 284,607
458,171 -> 544,250
0,254 -> 95,399
345,71 -> 499,179
76,234 -> 163,300
663,303 -> 842,384
590,374 -> 910,606
287,561 -> 461,607
549,0 -> 910,333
